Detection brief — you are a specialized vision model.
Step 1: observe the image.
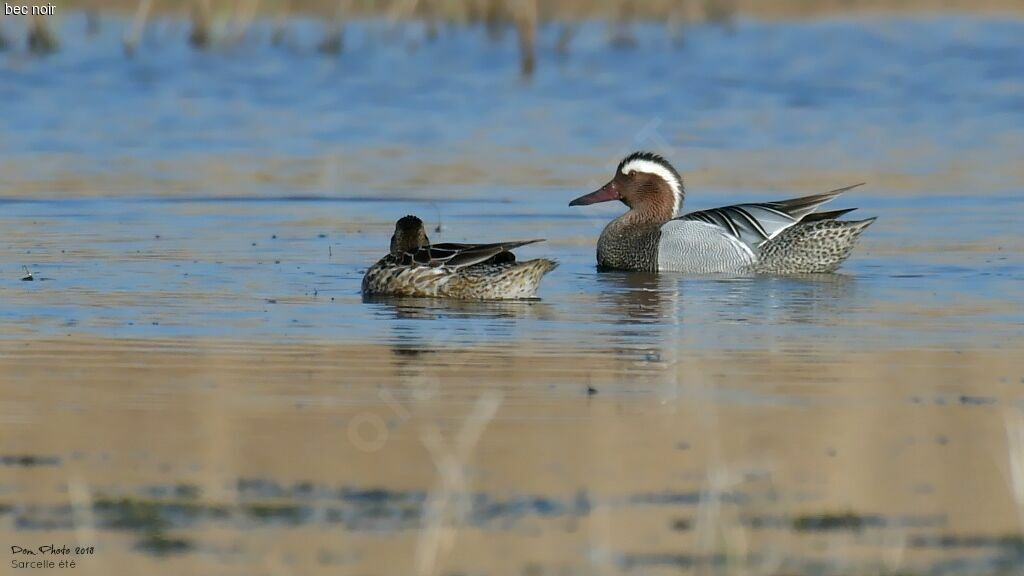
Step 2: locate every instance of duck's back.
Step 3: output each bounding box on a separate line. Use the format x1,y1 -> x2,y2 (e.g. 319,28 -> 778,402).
362,255 -> 557,300
451,259 -> 558,299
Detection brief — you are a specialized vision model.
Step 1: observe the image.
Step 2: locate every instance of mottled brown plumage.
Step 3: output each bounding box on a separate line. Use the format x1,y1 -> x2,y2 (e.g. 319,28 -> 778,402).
362,216 -> 558,300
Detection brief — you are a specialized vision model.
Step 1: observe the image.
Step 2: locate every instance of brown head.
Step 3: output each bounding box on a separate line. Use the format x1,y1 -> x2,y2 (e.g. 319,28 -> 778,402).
569,152 -> 685,223
390,215 -> 430,255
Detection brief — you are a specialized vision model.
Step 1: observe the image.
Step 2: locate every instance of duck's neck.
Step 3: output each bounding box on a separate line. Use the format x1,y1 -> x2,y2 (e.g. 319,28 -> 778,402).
628,198 -> 677,225
597,207 -> 668,271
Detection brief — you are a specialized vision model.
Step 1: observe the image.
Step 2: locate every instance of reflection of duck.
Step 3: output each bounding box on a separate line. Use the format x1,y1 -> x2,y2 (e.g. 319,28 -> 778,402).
373,298 -> 557,321
371,298 -> 558,356
362,216 -> 557,300
570,152 -> 875,273
743,273 -> 860,325
592,271 -> 670,324
594,272 -> 859,330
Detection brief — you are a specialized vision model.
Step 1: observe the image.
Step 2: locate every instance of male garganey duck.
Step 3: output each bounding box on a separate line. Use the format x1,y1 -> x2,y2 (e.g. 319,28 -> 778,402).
362,216 -> 557,300
569,152 -> 875,274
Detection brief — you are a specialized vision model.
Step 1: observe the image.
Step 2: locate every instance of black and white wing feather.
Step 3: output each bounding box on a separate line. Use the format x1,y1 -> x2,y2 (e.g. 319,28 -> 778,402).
401,239 -> 545,270
679,183 -> 864,249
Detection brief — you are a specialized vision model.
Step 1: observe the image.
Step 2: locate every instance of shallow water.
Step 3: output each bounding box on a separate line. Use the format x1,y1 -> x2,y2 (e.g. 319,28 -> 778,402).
2,190 -> 1022,350
2,12 -> 1024,576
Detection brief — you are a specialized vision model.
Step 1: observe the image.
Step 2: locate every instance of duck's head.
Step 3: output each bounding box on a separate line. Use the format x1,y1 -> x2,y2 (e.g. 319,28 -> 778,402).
390,215 -> 430,255
569,152 -> 685,219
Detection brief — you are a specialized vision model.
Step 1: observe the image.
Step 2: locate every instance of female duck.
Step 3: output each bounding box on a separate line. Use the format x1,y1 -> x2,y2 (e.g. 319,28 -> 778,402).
569,152 -> 875,274
362,216 -> 557,300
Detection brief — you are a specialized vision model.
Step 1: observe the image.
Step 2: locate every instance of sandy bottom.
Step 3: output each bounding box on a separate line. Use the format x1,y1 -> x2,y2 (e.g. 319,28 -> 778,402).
2,338 -> 1022,575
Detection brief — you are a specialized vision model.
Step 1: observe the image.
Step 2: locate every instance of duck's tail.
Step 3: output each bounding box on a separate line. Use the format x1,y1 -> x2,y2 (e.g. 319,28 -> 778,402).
495,258 -> 559,299
754,218 -> 875,274
456,258 -> 558,300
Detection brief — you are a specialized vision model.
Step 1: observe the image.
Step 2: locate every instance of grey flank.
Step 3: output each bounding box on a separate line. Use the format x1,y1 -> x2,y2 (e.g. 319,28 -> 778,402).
659,183 -> 875,273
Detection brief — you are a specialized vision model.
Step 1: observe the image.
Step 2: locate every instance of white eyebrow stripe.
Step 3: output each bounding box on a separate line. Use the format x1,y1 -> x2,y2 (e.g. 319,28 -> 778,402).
620,159 -> 683,216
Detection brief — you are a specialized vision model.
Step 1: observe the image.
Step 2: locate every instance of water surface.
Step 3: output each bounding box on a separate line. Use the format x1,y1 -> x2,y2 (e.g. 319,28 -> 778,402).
1,12 -> 1023,576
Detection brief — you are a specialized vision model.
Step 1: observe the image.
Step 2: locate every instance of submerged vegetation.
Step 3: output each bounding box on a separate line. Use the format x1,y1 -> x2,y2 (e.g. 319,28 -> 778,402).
0,454 -> 61,467
94,496 -> 201,555
2,481 -> 1019,572
791,510 -> 877,531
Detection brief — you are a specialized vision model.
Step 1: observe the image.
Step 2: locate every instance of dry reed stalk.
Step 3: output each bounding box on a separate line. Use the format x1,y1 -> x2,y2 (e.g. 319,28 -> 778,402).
124,0 -> 153,56
422,0 -> 439,41
198,381 -> 236,510
555,24 -> 574,58
189,0 -> 213,48
0,18 -> 10,52
665,0 -> 687,46
704,0 -> 736,29
1004,410 -> 1024,531
230,0 -> 260,43
271,0 -> 290,45
68,476 -> 103,573
694,467 -> 751,576
609,0 -> 637,49
880,526 -> 909,576
446,0 -> 475,26
516,0 -> 537,77
465,0 -> 485,24
317,0 -> 348,54
388,0 -> 420,22
414,392 -> 502,576
483,0 -> 506,39
27,13 -> 58,54
85,9 -> 101,36
691,385 -> 752,576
